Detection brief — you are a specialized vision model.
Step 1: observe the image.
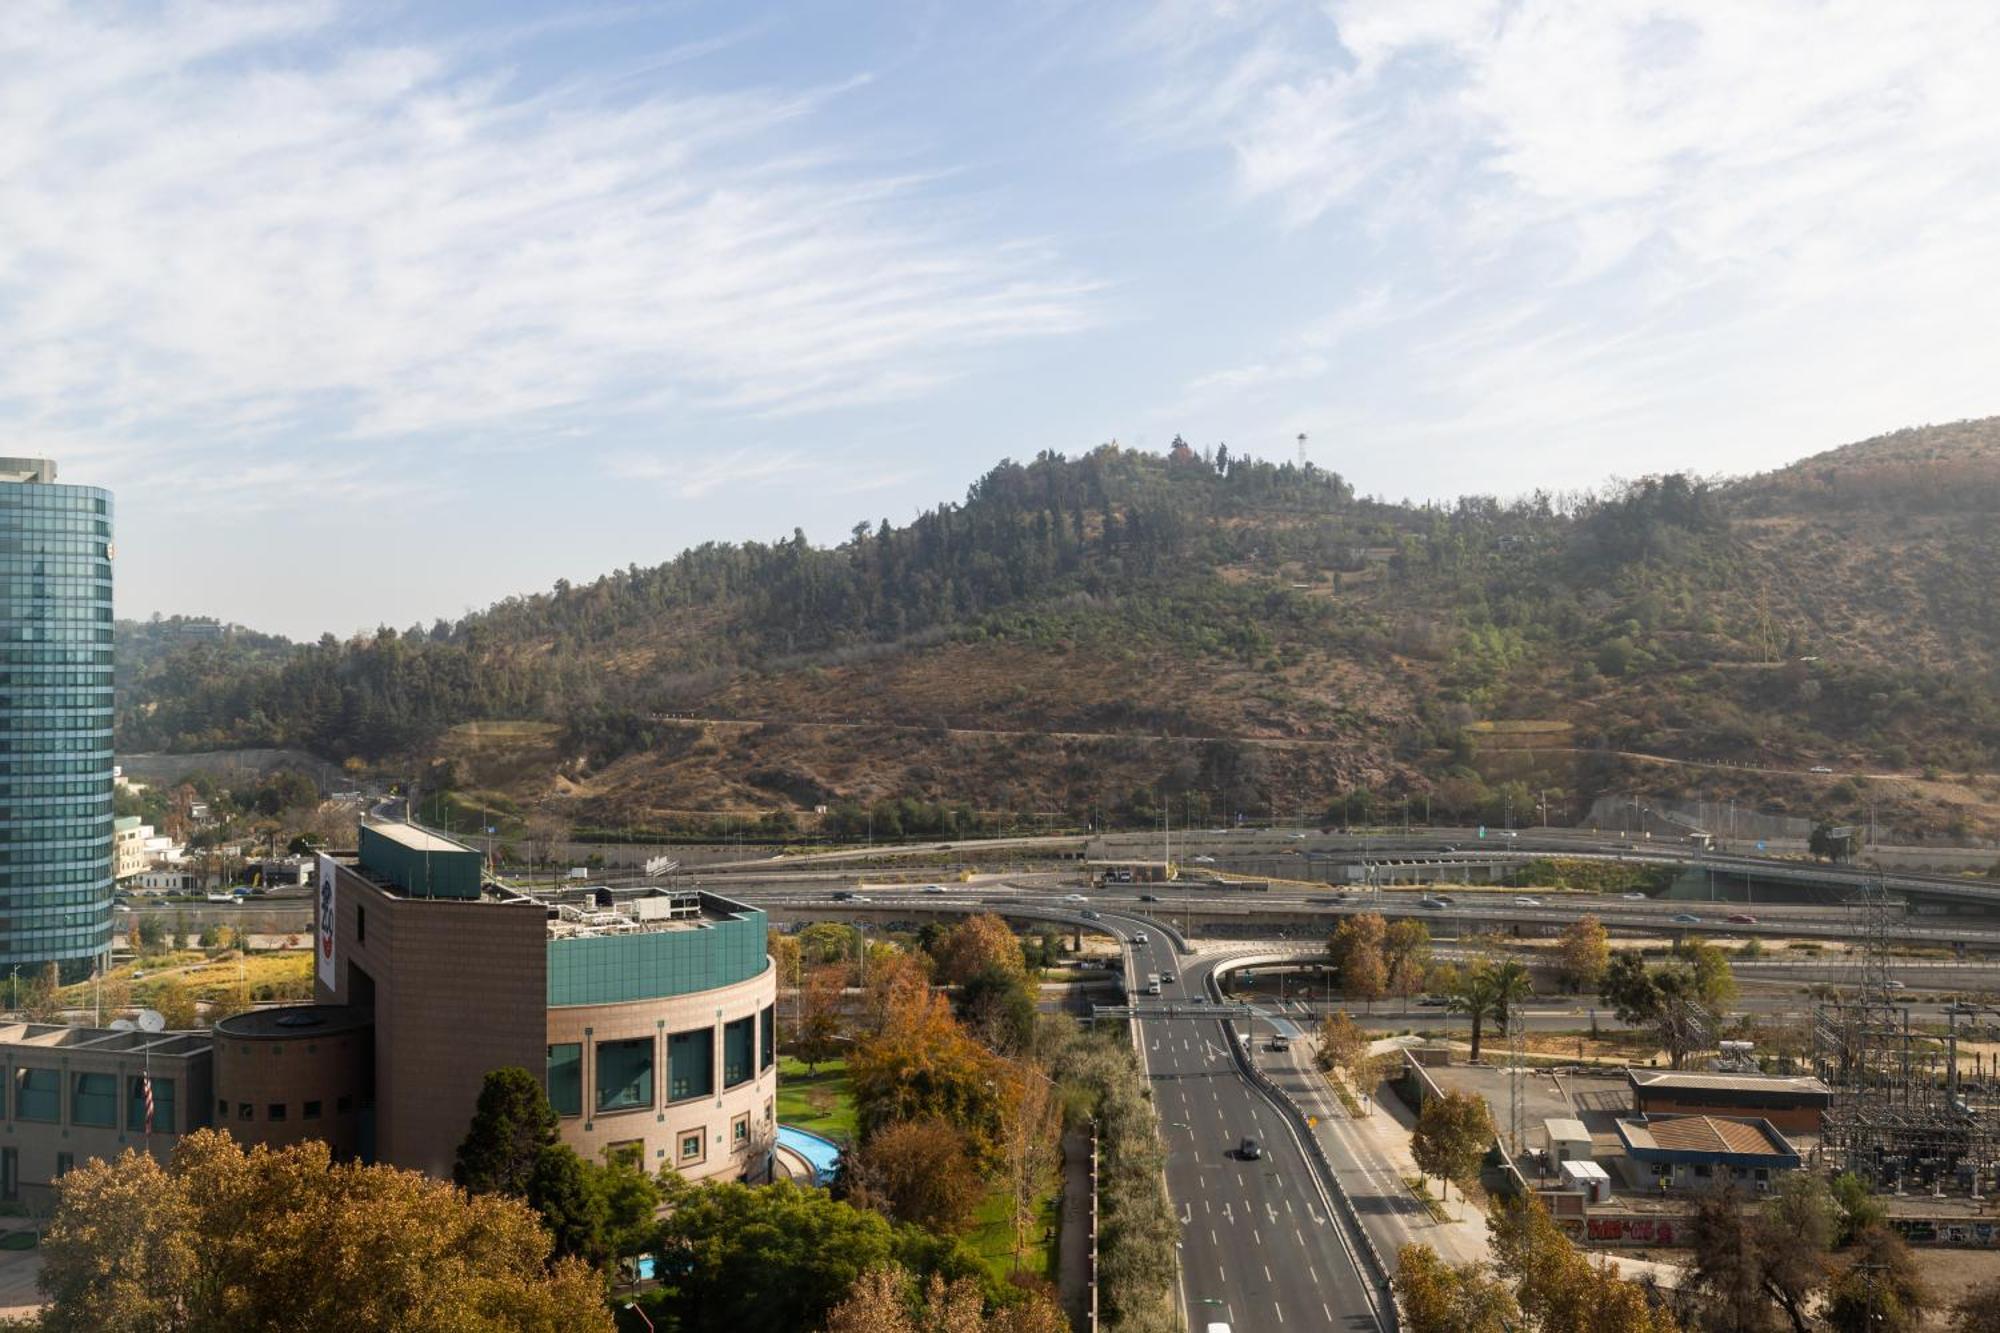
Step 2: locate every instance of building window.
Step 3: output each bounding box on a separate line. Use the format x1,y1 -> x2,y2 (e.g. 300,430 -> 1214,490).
606,1140 -> 644,1169
722,1016 -> 754,1090
14,1068 -> 58,1122
336,1095 -> 353,1114
765,1097 -> 774,1124
356,905 -> 365,943
71,1072 -> 117,1127
760,1005 -> 775,1072
547,1043 -> 583,1117
218,1098 -> 228,1119
129,1077 -> 175,1134
268,1104 -> 287,1122
668,1027 -> 714,1102
303,1101 -> 322,1121
731,1113 -> 750,1147
678,1129 -> 706,1165
54,1153 -> 73,1179
238,1103 -> 253,1121
595,1037 -> 654,1114
0,1149 -> 15,1202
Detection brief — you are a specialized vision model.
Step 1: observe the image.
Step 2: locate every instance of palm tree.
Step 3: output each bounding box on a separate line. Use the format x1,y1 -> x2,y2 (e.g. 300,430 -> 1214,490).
1448,960 -> 1533,1062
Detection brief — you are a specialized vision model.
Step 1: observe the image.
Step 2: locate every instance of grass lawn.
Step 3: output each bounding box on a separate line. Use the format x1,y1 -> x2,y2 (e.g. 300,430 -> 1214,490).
965,1177 -> 1060,1285
776,1056 -> 857,1144
0,1231 -> 39,1251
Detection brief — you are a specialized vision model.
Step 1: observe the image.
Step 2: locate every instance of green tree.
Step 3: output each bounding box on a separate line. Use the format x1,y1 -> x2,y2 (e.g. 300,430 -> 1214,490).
1825,1225 -> 1926,1333
453,1067 -> 558,1198
1410,1090 -> 1494,1201
1555,917 -> 1609,994
644,1177 -> 989,1333
1447,958 -> 1531,1062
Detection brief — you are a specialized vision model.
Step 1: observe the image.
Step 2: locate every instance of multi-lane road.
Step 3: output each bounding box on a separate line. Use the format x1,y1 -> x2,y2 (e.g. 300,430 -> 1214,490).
1120,919 -> 1385,1331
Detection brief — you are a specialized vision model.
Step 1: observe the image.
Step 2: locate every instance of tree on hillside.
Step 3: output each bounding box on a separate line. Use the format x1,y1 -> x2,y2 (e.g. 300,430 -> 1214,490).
845,1118 -> 984,1237
1555,917 -> 1609,993
37,1130 -> 611,1333
1447,959 -> 1531,1062
1396,1244 -> 1518,1333
1410,1090 -> 1493,1201
453,1066 -> 557,1198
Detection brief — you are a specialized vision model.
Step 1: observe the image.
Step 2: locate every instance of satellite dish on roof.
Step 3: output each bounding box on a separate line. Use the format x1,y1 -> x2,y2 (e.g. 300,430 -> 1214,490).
108,1018 -> 137,1032
136,1009 -> 166,1033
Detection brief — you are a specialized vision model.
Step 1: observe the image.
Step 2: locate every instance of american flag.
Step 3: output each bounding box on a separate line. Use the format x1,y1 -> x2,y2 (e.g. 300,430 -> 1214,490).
141,1071 -> 155,1136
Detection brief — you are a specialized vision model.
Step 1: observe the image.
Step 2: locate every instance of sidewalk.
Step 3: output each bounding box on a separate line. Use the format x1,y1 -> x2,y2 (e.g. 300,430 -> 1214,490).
1056,1124 -> 1092,1333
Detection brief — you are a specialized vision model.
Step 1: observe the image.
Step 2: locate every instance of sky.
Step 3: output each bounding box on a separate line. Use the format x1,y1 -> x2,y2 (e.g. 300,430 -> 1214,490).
4,0 -> 1998,639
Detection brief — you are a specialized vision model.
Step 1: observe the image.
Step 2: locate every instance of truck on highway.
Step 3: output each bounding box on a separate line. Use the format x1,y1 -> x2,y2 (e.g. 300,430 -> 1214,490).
1145,973 -> 1162,996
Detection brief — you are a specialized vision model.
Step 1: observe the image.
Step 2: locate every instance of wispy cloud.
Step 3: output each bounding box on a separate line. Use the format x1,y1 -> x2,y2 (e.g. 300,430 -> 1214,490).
1139,0 -> 2000,486
0,2 -> 1093,471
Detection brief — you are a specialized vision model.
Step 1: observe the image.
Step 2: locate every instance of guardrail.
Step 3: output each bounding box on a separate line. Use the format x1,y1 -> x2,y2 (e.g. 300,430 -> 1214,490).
1207,959 -> 1399,1331
1089,1117 -> 1100,1333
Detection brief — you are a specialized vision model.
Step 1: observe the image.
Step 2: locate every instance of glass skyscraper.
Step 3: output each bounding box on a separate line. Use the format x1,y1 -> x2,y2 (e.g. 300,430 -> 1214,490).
0,459 -> 114,975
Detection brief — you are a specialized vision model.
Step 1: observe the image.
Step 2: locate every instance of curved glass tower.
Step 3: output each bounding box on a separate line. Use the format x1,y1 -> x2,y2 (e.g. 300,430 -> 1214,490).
0,459 -> 114,975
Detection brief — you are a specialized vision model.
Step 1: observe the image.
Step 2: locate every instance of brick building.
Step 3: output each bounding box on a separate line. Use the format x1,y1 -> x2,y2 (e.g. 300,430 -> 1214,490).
1627,1069 -> 1831,1135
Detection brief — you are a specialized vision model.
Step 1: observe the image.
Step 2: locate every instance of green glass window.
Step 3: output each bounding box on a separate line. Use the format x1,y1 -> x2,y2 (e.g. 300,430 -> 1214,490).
723,1016 -> 754,1089
595,1037 -> 653,1114
71,1072 -> 117,1127
547,1044 -> 582,1117
14,1068 -> 57,1122
128,1075 -> 175,1132
760,1005 -> 776,1071
668,1027 -> 713,1102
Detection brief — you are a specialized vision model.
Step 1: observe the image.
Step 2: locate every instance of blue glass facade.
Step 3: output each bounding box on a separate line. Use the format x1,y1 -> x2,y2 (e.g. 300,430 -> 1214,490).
0,468 -> 114,970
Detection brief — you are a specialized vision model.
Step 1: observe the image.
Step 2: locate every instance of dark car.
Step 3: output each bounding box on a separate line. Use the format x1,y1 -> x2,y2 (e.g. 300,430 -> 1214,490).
1139,893 -> 1161,903
831,890 -> 855,901
1726,912 -> 1757,924
1238,1137 -> 1263,1161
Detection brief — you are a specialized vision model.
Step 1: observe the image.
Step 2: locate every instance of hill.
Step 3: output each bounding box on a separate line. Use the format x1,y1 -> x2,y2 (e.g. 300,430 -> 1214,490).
115,423 -> 2000,842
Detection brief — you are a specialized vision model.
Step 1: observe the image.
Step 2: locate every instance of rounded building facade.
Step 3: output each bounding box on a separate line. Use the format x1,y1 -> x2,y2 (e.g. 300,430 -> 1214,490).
0,460 -> 114,972
212,1006 -> 373,1161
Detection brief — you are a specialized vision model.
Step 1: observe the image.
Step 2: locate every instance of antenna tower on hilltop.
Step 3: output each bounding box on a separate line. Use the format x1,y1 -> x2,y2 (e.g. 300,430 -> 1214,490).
1296,432 -> 1308,467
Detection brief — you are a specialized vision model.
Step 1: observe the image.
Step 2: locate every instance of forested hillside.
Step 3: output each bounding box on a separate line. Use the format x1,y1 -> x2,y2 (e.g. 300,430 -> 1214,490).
116,422 -> 2000,841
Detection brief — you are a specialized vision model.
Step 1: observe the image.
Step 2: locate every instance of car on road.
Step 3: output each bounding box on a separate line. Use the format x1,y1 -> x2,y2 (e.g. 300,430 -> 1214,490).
1417,994 -> 1451,1007
1622,892 -> 1648,901
1238,1137 -> 1263,1161
1419,896 -> 1449,910
1497,829 -> 1518,838
1514,896 -> 1542,907
831,890 -> 855,901
1810,765 -> 1834,774
1082,909 -> 1102,920
1161,971 -> 1177,984
1289,832 -> 1307,840
1192,854 -> 1216,863
1726,912 -> 1757,924
1063,893 -> 1088,902
1139,893 -> 1161,902
1886,979 -> 1908,990
1132,931 -> 1149,944
1671,913 -> 1702,924
1440,844 -> 1459,853
205,892 -> 236,904
921,884 -> 945,894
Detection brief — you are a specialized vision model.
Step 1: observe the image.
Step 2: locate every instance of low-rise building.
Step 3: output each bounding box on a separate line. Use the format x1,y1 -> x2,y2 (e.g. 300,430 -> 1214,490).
113,817 -> 150,882
0,1023 -> 212,1208
1627,1069 -> 1831,1135
219,823 -> 780,1183
1614,1113 -> 1801,1191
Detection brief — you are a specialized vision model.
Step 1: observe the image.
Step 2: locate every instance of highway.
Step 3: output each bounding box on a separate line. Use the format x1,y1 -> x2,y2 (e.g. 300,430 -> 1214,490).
1120,919 -> 1385,1331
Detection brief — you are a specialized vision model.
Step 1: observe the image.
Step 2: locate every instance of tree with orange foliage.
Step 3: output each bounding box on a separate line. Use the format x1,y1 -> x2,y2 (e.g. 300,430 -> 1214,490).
825,1264 -> 1067,1333
845,1117 -> 984,1236
848,985 -> 1016,1173
931,914 -> 1026,987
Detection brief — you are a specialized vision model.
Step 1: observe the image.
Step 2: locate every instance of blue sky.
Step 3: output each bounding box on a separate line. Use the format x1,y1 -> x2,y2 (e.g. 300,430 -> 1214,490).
6,1 -> 1998,638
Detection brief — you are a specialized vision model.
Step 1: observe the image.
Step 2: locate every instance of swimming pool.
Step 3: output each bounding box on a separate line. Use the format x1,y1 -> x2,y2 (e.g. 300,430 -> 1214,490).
777,1124 -> 842,1186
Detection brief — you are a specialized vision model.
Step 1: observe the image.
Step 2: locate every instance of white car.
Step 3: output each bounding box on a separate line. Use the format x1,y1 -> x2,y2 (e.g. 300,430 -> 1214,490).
1514,896 -> 1541,907
1064,893 -> 1088,902
1810,765 -> 1834,774
1192,854 -> 1216,863
1622,892 -> 1648,901
921,885 -> 945,894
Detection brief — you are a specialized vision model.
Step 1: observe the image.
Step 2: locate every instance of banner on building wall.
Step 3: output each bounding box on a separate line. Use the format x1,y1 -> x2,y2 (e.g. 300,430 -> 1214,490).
317,853 -> 338,990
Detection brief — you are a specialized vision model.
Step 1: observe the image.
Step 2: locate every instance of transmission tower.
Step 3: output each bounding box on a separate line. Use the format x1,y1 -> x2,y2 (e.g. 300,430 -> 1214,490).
1508,1004 -> 1527,1156
1297,432 -> 1308,467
